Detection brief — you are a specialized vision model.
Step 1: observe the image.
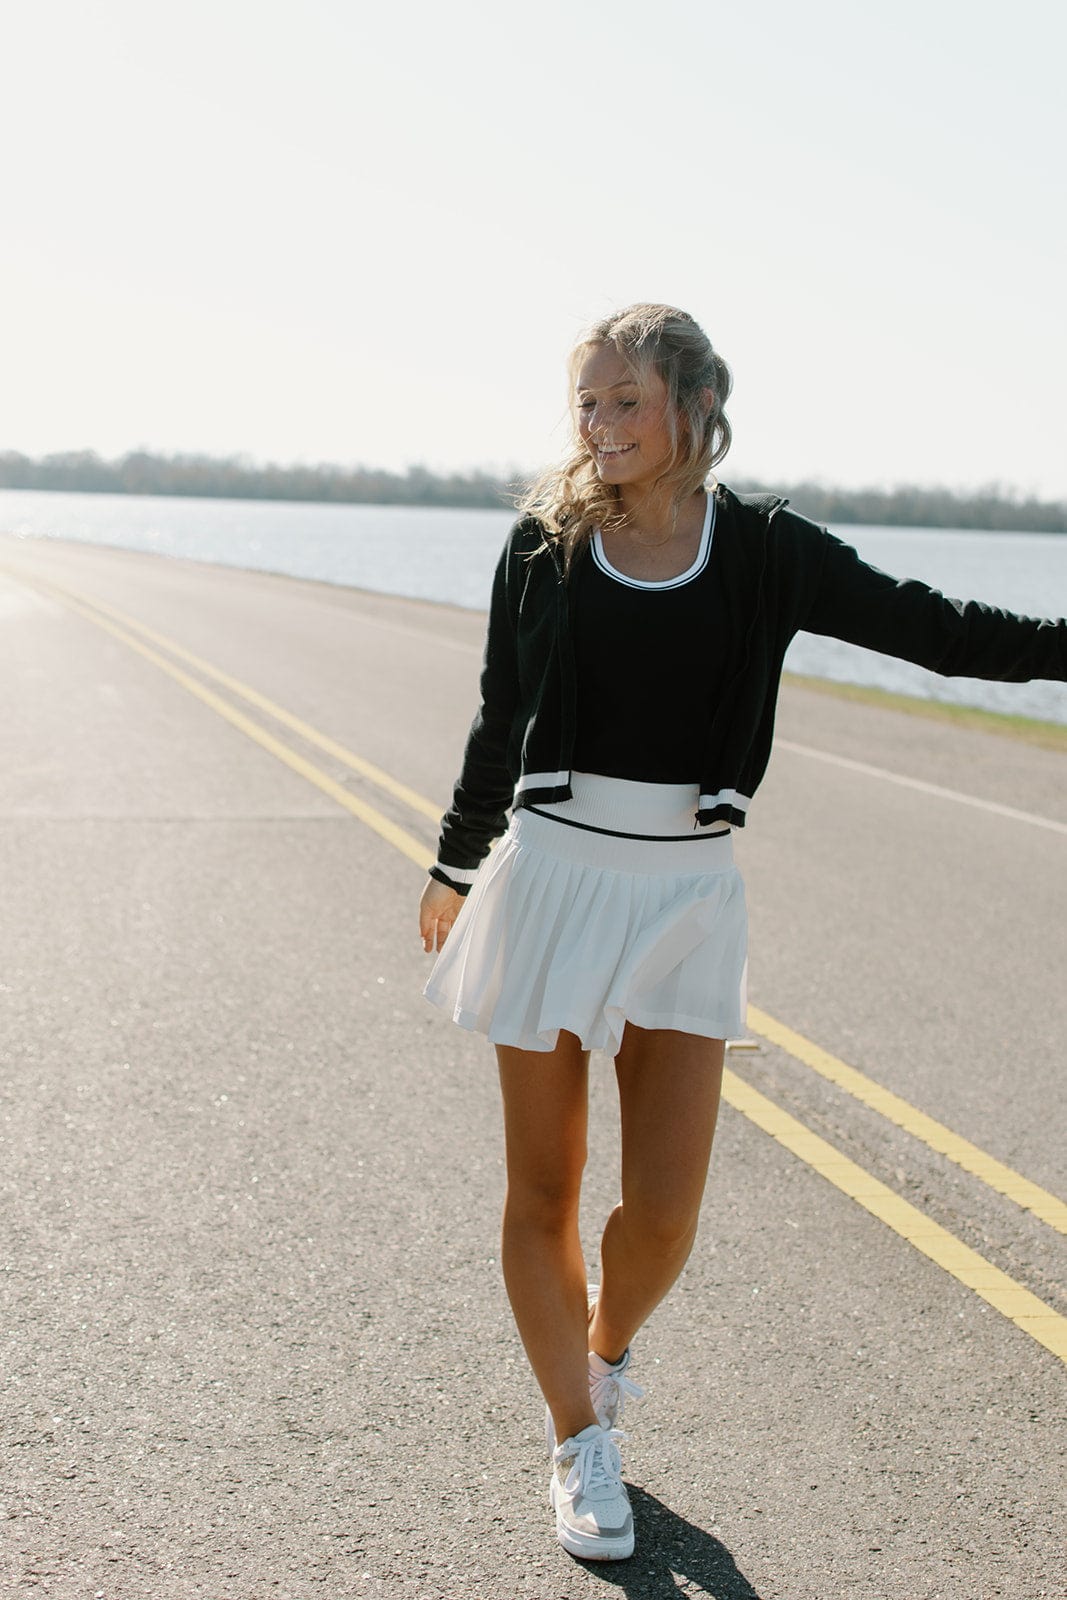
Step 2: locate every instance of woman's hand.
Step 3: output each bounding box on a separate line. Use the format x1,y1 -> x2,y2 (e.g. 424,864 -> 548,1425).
419,877 -> 465,954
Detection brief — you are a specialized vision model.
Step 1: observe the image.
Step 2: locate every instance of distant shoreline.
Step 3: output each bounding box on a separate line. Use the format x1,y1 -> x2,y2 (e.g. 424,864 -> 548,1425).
2,451 -> 1066,534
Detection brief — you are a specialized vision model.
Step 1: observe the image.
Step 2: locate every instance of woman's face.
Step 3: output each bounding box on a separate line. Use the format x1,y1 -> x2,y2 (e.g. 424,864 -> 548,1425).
575,343 -> 677,493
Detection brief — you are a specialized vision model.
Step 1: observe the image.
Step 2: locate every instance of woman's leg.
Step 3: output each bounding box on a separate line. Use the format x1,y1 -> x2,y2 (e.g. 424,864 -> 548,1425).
589,1024 -> 725,1365
497,1032 -> 599,1446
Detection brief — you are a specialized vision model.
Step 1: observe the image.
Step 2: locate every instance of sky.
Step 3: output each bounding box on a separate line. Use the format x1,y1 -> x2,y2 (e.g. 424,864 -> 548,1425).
3,0 -> 1066,496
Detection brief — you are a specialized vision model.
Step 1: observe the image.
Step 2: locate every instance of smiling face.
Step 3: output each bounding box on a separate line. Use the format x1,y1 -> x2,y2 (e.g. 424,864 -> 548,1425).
574,343 -> 679,497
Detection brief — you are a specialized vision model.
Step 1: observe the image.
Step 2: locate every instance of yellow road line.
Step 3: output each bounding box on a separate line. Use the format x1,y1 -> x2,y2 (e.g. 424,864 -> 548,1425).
12,564 -> 1065,1232
723,1071 -> 1067,1364
746,1006 -> 1067,1234
13,576 -> 433,872
11,563 -> 1065,1365
11,569 -> 443,823
15,564 -> 1066,1233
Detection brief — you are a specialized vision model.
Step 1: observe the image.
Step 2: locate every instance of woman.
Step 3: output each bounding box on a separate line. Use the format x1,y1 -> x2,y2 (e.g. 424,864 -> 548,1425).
418,304 -> 1065,1563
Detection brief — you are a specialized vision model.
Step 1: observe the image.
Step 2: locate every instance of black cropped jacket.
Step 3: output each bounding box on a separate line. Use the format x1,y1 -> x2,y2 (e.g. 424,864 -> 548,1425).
431,485 -> 1066,892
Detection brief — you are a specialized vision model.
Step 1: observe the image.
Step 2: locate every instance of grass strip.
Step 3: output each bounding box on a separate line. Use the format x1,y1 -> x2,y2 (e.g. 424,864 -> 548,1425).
782,672 -> 1067,753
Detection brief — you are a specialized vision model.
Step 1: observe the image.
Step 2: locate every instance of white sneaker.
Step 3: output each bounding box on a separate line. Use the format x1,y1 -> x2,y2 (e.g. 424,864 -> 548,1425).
549,1424 -> 634,1561
586,1285 -> 645,1431
543,1286 -> 645,1454
588,1346 -> 644,1431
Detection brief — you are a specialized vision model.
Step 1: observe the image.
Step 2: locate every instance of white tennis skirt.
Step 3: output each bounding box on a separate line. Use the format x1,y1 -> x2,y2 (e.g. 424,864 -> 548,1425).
423,772 -> 747,1055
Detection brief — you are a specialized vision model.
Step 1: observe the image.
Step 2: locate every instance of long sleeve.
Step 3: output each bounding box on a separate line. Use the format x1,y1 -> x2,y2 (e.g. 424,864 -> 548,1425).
801,528 -> 1067,682
431,535 -> 522,893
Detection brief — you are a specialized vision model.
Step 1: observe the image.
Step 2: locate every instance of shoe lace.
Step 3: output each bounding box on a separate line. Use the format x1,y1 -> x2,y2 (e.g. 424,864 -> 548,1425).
555,1428 -> 626,1502
589,1364 -> 645,1426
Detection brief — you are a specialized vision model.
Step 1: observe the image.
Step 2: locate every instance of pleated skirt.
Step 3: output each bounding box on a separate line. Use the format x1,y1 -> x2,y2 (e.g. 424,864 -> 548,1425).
423,772 -> 748,1056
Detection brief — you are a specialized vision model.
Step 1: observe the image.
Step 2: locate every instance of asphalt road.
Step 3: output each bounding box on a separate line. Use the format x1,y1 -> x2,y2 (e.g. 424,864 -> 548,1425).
1,533 -> 1064,1600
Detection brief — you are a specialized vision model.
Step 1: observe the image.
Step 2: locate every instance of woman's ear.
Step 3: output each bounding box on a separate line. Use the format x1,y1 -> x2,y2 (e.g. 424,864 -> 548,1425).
702,387 -> 716,417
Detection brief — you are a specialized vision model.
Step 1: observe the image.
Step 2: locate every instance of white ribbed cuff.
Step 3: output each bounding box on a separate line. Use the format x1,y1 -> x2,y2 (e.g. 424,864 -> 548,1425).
698,788 -> 750,814
434,861 -> 480,885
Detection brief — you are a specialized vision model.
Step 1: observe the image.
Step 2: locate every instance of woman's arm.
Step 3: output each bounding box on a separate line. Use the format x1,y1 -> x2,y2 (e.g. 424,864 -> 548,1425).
429,528 -> 525,894
800,526 -> 1067,683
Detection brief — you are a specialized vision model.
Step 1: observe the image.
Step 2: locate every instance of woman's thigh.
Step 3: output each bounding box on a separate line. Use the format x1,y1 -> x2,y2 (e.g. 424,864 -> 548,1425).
496,1032 -> 591,1209
614,1024 -> 725,1232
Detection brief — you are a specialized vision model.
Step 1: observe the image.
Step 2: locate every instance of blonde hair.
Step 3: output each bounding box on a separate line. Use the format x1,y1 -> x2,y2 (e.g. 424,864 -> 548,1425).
517,303 -> 732,569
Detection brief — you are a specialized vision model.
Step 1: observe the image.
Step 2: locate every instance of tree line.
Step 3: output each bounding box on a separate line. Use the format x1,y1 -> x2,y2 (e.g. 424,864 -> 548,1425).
1,449 -> 1065,533
0,451 -> 509,510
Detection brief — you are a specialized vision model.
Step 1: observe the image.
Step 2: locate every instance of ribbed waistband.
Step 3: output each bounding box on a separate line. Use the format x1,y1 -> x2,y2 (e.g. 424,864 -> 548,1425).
512,772 -> 735,877
526,771 -> 729,838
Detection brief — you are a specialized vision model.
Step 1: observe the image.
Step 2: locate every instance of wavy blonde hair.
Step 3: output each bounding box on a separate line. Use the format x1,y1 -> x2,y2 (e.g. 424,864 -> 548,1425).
517,303 -> 732,569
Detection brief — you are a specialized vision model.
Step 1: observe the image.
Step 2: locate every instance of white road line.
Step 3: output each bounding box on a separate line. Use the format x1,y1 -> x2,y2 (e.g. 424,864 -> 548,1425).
238,605 -> 1066,834
776,739 -> 1067,835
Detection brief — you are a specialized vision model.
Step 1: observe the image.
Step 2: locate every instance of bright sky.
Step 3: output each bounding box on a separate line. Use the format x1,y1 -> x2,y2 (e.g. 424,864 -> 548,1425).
4,0 -> 1065,495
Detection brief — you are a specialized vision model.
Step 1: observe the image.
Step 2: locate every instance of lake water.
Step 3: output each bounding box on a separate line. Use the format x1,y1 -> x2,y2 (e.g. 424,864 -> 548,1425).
2,487 -> 1066,726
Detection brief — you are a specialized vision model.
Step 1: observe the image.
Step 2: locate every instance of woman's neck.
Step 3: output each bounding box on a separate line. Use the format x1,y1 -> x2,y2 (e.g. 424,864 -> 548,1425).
615,485 -> 706,547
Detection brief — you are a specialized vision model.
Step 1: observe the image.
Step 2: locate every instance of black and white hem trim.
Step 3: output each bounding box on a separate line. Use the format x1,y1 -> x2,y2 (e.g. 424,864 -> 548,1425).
430,861 -> 480,895
695,787 -> 751,828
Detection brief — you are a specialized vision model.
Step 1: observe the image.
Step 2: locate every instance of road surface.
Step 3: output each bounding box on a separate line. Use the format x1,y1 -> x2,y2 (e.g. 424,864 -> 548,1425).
1,533 -> 1064,1599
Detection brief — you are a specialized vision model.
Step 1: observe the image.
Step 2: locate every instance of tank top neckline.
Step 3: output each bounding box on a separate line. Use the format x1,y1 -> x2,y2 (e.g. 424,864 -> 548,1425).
591,493 -> 715,590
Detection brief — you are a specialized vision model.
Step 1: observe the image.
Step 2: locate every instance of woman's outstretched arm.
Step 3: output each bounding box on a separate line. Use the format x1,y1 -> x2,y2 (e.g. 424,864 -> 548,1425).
800,524 -> 1067,683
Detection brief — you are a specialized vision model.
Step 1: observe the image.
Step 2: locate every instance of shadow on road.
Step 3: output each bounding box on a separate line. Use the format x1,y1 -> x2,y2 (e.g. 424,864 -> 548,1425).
579,1485 -> 767,1598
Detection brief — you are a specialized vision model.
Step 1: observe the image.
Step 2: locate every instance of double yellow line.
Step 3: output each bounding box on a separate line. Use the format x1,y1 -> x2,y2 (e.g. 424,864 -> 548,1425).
9,569 -> 438,871
6,564 -> 1065,1365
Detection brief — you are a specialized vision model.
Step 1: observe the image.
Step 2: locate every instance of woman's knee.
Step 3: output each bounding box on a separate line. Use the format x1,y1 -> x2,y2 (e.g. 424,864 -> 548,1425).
504,1155 -> 587,1233
618,1194 -> 701,1258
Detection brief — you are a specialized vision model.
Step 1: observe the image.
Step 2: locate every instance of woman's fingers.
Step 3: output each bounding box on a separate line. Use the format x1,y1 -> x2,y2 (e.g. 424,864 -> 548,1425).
420,909 -> 450,952
419,879 -> 463,953
424,913 -> 455,953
